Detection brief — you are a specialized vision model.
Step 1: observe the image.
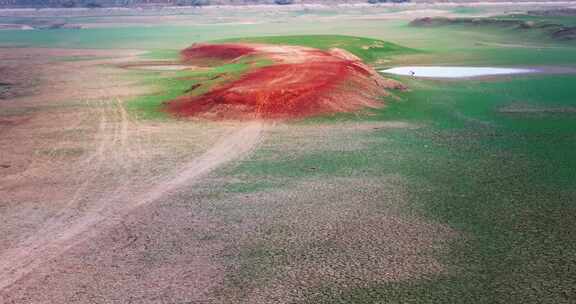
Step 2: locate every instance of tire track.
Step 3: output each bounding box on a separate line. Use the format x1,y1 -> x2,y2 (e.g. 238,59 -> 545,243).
0,120 -> 265,294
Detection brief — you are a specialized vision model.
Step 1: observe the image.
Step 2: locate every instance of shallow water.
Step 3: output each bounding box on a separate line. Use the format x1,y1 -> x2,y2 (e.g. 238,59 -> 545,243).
380,66 -> 536,78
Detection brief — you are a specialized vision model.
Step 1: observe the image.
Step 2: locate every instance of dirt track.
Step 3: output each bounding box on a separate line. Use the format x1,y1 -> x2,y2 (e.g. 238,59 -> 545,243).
0,121 -> 264,292
0,48 -> 265,300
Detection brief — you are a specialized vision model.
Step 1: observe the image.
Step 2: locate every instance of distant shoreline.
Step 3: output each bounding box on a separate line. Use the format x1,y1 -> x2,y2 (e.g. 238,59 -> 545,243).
0,0 -> 574,13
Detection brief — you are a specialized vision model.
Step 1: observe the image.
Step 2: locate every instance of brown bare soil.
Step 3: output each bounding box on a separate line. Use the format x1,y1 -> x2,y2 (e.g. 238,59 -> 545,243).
0,48 -> 264,302
0,46 -> 454,303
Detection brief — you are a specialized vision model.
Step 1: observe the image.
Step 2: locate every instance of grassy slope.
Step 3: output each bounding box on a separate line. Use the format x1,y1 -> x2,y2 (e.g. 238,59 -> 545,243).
220,75 -> 576,304
218,34 -> 415,63
409,13 -> 576,52
288,75 -> 576,303
127,60 -> 262,119
218,16 -> 576,304
509,14 -> 576,27
356,21 -> 576,304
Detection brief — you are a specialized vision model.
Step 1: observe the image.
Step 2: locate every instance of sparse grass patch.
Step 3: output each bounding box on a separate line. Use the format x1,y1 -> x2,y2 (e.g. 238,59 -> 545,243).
140,49 -> 181,60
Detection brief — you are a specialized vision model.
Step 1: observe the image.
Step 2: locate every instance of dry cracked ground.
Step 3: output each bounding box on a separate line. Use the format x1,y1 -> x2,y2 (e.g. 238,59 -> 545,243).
0,48 -> 456,303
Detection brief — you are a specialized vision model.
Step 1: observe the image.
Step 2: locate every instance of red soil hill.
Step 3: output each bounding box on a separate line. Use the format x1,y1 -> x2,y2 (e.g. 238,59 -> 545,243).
165,43 -> 402,120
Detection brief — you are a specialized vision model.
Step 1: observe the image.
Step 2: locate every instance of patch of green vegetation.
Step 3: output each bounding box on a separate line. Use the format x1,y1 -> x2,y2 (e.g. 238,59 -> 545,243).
231,146 -> 382,179
218,35 -> 416,63
141,49 -> 181,60
451,6 -> 485,15
126,68 -> 209,120
253,75 -> 576,304
126,56 -> 271,119
510,14 -> 576,27
411,14 -> 576,47
216,29 -> 576,303
0,25 -> 240,49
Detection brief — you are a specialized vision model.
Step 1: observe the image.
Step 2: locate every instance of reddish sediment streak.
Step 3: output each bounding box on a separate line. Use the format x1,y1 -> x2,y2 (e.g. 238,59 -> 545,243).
166,43 -> 392,120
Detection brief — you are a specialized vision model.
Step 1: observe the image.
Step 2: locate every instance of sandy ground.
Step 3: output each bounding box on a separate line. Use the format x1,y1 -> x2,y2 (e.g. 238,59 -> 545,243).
0,46 -> 455,303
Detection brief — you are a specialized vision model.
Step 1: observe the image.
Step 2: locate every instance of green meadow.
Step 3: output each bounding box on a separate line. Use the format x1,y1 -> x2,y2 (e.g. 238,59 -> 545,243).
3,10 -> 575,303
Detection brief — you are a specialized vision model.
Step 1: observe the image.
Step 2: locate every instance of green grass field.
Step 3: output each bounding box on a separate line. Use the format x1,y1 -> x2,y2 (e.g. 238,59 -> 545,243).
218,16 -> 576,304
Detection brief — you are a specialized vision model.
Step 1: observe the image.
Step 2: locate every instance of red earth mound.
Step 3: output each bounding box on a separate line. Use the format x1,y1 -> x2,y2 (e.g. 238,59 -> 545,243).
165,43 -> 402,120
180,43 -> 256,62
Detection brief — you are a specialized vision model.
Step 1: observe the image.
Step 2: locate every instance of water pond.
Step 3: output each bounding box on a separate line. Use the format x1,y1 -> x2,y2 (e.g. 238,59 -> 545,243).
380,66 -> 536,78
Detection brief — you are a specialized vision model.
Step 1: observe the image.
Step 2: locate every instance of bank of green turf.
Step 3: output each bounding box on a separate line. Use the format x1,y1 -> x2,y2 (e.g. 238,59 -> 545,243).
127,58 -> 268,119
219,72 -> 576,303
140,49 -> 181,60
216,27 -> 576,304
509,14 -> 576,27
219,35 -> 415,63
451,6 -> 486,15
409,14 -> 576,50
